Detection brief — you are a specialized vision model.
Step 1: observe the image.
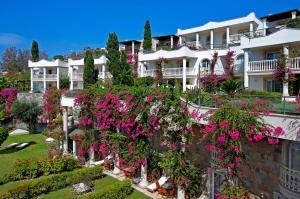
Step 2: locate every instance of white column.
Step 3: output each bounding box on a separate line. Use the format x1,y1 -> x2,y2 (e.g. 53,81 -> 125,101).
63,107 -> 68,155
179,36 -> 183,45
226,27 -> 230,46
89,147 -> 95,163
132,41 -> 135,55
138,159 -> 148,188
249,22 -> 254,37
177,136 -> 187,199
170,36 -> 174,48
283,44 -> 289,96
292,11 -> 297,19
73,140 -> 77,158
263,18 -> 267,36
196,33 -> 200,48
183,58 -> 187,92
210,30 -> 214,49
70,66 -> 73,90
102,64 -> 105,79
30,68 -> 33,92
244,49 -> 249,88
140,62 -> 145,77
113,128 -> 122,174
57,67 -> 60,89
43,67 -> 46,92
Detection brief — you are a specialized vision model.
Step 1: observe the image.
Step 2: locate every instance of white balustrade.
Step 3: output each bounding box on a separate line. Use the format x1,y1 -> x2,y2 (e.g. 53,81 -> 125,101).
33,74 -> 44,79
98,72 -> 113,79
72,73 -> 83,80
290,57 -> 300,70
248,59 -> 278,72
280,164 -> 300,193
46,74 -> 57,79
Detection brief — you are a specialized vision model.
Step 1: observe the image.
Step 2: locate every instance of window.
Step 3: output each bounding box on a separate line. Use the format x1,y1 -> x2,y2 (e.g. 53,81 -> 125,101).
266,52 -> 280,60
265,79 -> 282,92
288,142 -> 300,171
236,55 -> 244,65
202,59 -> 210,68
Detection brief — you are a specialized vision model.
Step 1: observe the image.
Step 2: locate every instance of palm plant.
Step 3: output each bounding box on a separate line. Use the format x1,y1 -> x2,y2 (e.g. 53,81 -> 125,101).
220,80 -> 242,96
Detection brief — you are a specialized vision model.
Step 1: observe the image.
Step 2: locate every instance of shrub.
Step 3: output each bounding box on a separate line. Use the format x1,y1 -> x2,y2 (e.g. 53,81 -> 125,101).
0,127 -> 9,146
0,166 -> 104,199
134,76 -> 154,87
60,77 -> 70,89
239,89 -> 282,97
84,180 -> 133,199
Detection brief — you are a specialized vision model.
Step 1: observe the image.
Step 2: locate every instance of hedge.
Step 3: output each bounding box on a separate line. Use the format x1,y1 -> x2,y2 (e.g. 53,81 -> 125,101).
0,166 -> 104,199
0,127 -> 9,146
84,180 -> 133,199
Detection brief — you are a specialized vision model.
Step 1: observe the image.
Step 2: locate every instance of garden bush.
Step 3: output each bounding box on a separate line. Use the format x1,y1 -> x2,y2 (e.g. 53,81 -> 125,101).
0,166 -> 104,199
239,89 -> 282,97
84,180 -> 133,199
0,127 -> 9,146
134,76 -> 154,87
0,157 -> 79,185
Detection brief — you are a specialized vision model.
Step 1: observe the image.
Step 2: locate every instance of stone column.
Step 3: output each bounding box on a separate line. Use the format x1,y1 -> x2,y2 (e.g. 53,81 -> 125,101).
89,146 -> 95,163
140,62 -> 145,77
102,64 -> 105,79
182,58 -> 187,92
283,44 -> 289,96
113,128 -> 122,174
170,36 -> 174,48
249,22 -> 254,37
262,18 -> 267,36
63,107 -> 68,155
132,41 -> 135,55
292,11 -> 297,19
138,158 -> 148,188
73,140 -> 77,158
244,49 -> 249,88
196,33 -> 200,47
179,36 -> 183,46
30,68 -> 33,92
57,67 -> 60,89
210,30 -> 214,49
226,27 -> 230,46
43,67 -> 46,92
70,66 -> 73,90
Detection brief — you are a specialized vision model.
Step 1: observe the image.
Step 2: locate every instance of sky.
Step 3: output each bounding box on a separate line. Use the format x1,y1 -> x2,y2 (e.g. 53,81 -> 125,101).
0,0 -> 299,59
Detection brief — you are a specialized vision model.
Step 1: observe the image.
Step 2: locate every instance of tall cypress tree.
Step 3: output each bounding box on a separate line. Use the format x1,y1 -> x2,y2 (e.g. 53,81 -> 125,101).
83,50 -> 97,87
119,51 -> 134,86
143,20 -> 152,50
31,40 -> 39,62
106,32 -> 121,84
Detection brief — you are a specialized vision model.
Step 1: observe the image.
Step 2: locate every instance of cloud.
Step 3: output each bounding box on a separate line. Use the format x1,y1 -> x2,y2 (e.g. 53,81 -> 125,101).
0,33 -> 23,46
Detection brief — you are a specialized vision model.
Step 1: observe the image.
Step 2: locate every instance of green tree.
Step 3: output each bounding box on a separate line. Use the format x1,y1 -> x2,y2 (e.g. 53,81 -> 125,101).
119,51 -> 134,86
11,100 -> 42,132
53,55 -> 64,60
83,50 -> 97,87
31,40 -> 39,62
287,17 -> 300,28
60,77 -> 70,89
0,127 -> 9,147
143,20 -> 152,50
106,32 -> 121,84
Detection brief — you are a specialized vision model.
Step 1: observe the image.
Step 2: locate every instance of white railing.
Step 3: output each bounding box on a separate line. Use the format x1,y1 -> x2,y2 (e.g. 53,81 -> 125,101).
46,74 -> 57,79
144,69 -> 156,77
72,73 -> 83,80
280,164 -> 300,193
33,74 -> 44,79
290,57 -> 300,70
249,59 -> 278,72
143,68 -> 196,77
98,72 -> 113,79
229,34 -> 243,42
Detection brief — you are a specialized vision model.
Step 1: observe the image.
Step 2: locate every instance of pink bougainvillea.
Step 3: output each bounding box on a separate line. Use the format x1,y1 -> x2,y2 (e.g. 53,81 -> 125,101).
0,87 -> 19,116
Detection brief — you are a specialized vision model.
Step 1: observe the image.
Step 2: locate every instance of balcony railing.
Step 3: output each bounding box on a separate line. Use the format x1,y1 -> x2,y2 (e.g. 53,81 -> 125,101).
33,74 -> 43,79
72,73 -> 83,80
98,72 -> 113,79
280,164 -> 300,193
46,74 -> 57,79
143,67 -> 196,77
248,57 -> 300,72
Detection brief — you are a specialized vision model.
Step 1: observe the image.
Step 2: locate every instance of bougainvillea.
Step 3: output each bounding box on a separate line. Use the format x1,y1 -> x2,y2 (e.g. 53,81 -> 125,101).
273,51 -> 295,83
0,87 -> 19,117
224,50 -> 235,79
200,74 -> 229,93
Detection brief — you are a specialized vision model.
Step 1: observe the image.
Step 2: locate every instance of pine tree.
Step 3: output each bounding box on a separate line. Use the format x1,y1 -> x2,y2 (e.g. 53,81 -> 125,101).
106,32 -> 121,84
31,40 -> 39,62
143,20 -> 152,50
83,50 -> 97,87
119,51 -> 134,86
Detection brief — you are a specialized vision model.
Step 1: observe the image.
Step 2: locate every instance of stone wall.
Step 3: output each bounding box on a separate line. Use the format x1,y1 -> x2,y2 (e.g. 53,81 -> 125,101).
17,92 -> 44,106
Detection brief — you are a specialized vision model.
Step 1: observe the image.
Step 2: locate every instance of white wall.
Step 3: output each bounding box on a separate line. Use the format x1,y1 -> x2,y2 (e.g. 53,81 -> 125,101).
249,76 -> 264,90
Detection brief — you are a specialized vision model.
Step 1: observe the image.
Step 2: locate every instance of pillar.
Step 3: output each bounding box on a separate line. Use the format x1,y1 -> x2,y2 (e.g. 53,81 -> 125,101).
182,58 -> 187,92
196,33 -> 200,47
179,36 -> 183,46
170,36 -> 174,48
283,44 -> 289,96
249,22 -> 254,38
63,107 -> 68,155
132,41 -> 135,55
138,159 -> 148,188
113,128 -> 122,174
57,67 -> 60,89
177,136 -> 187,199
263,18 -> 267,36
140,62 -> 145,77
30,68 -> 33,92
43,67 -> 46,92
210,30 -> 214,49
244,49 -> 249,88
226,27 -> 230,46
89,147 -> 95,163
292,11 -> 297,19
102,64 -> 105,79
73,140 -> 77,158
70,66 -> 73,90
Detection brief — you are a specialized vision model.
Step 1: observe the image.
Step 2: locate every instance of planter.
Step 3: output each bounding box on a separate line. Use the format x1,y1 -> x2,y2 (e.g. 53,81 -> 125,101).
123,167 -> 137,179
103,159 -> 114,170
157,181 -> 177,198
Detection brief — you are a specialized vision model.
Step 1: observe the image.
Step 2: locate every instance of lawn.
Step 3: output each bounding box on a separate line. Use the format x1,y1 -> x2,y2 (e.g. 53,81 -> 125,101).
0,133 -> 51,179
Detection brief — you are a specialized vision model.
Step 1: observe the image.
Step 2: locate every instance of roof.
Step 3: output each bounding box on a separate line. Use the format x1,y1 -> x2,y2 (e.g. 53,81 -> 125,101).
177,12 -> 262,36
119,40 -> 142,45
260,9 -> 300,22
153,34 -> 178,39
28,59 -> 68,68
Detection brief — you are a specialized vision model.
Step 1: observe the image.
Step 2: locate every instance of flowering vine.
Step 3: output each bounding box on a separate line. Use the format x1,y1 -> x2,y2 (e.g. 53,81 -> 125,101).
0,87 -> 19,117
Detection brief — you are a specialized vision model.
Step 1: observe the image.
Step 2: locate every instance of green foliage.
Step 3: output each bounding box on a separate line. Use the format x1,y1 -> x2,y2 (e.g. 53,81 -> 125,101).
287,17 -> 300,28
53,55 -> 64,60
0,166 -> 104,199
118,51 -> 134,86
10,100 -> 42,132
106,33 -> 121,83
84,180 -> 133,199
60,77 -> 70,89
134,77 -> 154,87
31,40 -> 39,62
0,127 -> 9,147
143,20 -> 152,50
220,80 -> 242,96
239,89 -> 282,97
217,183 -> 248,198
83,50 -> 97,88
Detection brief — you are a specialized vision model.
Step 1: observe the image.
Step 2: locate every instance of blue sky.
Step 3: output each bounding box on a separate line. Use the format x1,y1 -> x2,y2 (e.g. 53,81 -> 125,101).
0,0 -> 299,58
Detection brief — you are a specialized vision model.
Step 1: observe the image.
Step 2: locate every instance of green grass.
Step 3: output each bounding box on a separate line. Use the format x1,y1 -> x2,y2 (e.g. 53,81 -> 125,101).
0,133 -> 51,179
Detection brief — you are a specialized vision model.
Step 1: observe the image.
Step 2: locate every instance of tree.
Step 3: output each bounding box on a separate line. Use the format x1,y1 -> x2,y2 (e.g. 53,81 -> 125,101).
106,32 -> 121,83
16,49 -> 30,72
31,40 -> 39,62
53,55 -> 64,60
287,17 -> 300,28
83,50 -> 97,87
11,100 -> 42,132
0,127 -> 9,147
143,20 -> 152,50
2,47 -> 18,73
60,77 -> 70,89
119,51 -> 134,86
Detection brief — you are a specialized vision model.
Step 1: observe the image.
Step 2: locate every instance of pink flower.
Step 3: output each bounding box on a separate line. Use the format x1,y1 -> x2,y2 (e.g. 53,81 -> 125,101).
219,120 -> 230,129
217,134 -> 226,143
228,163 -> 235,169
250,124 -> 256,129
241,101 -> 248,108
146,94 -> 153,103
274,126 -> 285,136
205,123 -> 216,134
227,130 -> 240,140
253,133 -> 264,142
170,144 -> 177,150
205,143 -> 214,152
268,138 -> 279,145
235,157 -> 241,164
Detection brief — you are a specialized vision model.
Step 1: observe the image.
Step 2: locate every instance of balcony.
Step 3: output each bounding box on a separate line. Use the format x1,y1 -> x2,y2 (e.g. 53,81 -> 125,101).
143,67 -> 196,78
280,164 -> 300,193
248,57 -> 300,73
32,74 -> 43,80
32,74 -> 58,81
72,73 -> 83,81
98,72 -> 113,79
